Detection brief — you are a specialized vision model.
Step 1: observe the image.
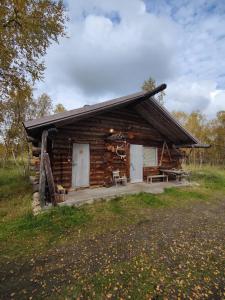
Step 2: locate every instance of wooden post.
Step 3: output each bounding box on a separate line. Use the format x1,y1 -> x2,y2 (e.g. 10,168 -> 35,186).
39,129 -> 48,206
159,141 -> 166,166
164,141 -> 172,162
43,153 -> 57,206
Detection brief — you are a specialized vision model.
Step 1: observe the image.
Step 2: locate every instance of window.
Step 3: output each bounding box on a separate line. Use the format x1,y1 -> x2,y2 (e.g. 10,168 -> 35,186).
143,147 -> 158,167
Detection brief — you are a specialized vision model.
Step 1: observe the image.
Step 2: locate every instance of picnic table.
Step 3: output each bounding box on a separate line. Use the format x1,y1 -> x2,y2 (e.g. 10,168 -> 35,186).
160,169 -> 190,181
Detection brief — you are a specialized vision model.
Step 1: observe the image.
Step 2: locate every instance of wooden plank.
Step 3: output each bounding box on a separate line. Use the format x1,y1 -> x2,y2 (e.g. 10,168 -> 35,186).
39,129 -> 48,206
43,152 -> 57,206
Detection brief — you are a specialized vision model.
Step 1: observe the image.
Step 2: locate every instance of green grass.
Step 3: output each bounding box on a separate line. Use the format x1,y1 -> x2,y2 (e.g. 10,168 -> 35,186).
0,206 -> 91,240
0,164 -> 224,259
164,187 -> 206,200
0,164 -> 225,299
108,196 -> 126,214
0,166 -> 32,221
191,168 -> 225,190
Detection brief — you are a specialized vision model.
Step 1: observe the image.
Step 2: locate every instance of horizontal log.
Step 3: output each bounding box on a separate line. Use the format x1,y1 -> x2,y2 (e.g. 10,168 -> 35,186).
52,168 -> 72,173
90,181 -> 105,185
53,170 -> 72,175
45,105 -> 181,191
30,158 -> 40,166
32,146 -> 41,152
60,119 -> 159,131
29,176 -> 39,184
90,171 -> 105,176
30,165 -> 40,172
32,152 -> 40,158
61,141 -> 102,148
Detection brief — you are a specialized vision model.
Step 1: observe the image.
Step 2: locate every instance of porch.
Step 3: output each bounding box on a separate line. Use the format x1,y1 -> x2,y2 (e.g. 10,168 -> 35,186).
59,180 -> 190,207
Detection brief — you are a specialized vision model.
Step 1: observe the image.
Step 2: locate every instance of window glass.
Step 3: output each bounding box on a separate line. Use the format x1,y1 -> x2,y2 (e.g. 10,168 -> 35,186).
143,147 -> 158,167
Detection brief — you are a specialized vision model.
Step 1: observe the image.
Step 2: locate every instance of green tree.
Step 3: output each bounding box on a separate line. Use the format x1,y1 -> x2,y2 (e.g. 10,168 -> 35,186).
34,93 -> 53,118
54,103 -> 66,114
209,111 -> 225,164
142,77 -> 165,105
0,0 -> 67,101
172,110 -> 225,166
0,85 -> 34,165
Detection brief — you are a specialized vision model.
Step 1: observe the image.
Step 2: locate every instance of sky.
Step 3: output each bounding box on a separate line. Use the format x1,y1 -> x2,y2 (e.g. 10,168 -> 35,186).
35,0 -> 225,118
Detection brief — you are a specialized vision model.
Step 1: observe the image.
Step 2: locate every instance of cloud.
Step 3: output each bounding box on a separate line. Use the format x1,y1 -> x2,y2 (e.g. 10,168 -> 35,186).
36,0 -> 178,105
206,89 -> 225,117
165,80 -> 212,112
165,79 -> 225,118
36,0 -> 225,117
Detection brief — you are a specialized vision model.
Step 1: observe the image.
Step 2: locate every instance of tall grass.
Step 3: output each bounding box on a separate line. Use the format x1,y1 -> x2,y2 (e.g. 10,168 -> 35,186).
0,166 -> 32,221
190,165 -> 225,190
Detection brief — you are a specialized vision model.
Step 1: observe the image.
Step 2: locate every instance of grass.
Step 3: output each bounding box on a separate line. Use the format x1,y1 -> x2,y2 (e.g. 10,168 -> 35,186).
0,206 -> 91,240
0,164 -> 225,298
0,166 -> 32,221
0,164 -> 224,257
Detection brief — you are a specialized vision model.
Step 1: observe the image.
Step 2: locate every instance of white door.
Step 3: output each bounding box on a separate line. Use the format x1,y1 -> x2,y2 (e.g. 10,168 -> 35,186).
130,144 -> 143,183
72,144 -> 90,188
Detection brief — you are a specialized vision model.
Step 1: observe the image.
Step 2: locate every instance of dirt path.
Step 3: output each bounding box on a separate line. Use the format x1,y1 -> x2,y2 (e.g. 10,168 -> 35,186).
1,199 -> 225,299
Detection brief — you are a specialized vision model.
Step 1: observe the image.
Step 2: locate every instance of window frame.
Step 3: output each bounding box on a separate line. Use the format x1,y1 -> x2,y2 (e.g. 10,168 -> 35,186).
143,146 -> 158,167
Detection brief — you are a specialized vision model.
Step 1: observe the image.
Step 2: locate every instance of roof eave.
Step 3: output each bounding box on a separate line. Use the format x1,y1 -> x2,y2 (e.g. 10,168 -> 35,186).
149,97 -> 199,145
175,143 -> 211,149
24,84 -> 167,131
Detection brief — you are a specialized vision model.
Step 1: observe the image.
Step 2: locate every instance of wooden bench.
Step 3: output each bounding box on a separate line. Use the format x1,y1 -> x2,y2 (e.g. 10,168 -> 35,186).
147,174 -> 168,184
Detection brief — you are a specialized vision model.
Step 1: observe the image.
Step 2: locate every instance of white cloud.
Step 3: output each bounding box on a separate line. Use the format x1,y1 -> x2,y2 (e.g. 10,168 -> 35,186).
36,0 -> 178,105
206,89 -> 225,117
35,0 -> 225,117
165,79 -> 225,118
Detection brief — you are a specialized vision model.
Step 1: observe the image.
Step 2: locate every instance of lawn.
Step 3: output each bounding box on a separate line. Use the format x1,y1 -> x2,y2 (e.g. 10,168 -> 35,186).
0,164 -> 225,299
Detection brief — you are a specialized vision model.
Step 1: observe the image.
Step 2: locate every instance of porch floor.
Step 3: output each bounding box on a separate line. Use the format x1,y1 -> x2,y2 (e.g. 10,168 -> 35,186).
60,180 -> 191,207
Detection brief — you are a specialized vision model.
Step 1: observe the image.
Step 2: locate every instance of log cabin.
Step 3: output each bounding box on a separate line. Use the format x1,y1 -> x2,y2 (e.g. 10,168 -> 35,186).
24,84 -> 200,207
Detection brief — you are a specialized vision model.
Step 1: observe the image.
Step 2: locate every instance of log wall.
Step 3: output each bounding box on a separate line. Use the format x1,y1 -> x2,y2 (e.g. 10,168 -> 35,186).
50,106 -> 181,189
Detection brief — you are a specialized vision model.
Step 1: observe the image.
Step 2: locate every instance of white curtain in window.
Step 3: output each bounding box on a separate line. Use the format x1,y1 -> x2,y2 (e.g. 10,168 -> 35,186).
143,147 -> 158,167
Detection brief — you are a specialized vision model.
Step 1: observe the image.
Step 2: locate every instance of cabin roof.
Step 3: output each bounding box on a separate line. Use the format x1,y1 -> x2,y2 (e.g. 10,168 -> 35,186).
23,84 -> 199,145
